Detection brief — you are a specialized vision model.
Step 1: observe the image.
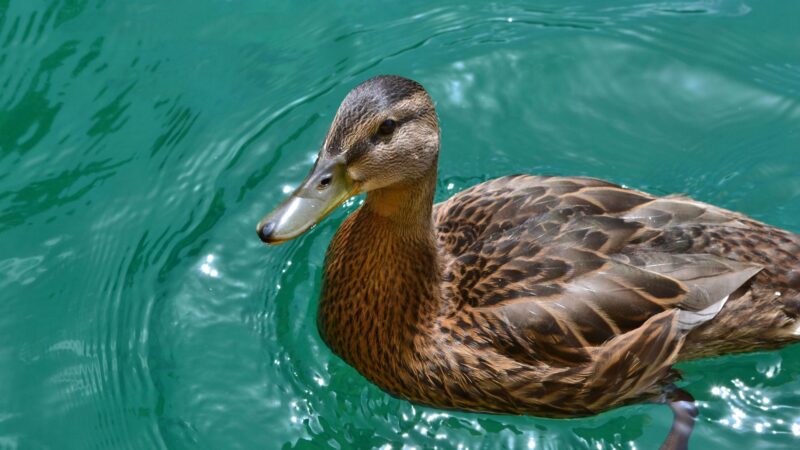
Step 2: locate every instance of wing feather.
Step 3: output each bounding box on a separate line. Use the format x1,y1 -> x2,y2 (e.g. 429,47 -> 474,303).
439,176 -> 763,369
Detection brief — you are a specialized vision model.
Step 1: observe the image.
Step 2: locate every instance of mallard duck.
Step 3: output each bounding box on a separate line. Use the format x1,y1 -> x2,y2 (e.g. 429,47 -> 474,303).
256,75 -> 800,449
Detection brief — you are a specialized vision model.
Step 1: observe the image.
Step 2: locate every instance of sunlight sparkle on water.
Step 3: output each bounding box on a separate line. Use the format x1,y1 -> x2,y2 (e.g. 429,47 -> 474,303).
200,254 -> 219,277
422,412 -> 450,422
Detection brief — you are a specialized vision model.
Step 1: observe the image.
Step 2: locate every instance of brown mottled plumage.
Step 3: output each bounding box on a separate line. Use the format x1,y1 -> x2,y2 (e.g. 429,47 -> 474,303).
258,75 -> 800,448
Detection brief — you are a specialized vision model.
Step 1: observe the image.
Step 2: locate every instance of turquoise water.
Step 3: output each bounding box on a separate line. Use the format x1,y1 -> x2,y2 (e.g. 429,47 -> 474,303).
1,0 -> 799,449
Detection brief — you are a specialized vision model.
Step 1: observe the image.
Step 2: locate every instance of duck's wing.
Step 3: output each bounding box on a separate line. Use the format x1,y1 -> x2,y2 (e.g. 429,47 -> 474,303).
443,212 -> 761,357
435,175 -> 798,412
616,196 -> 800,290
556,250 -> 759,410
437,177 -> 763,371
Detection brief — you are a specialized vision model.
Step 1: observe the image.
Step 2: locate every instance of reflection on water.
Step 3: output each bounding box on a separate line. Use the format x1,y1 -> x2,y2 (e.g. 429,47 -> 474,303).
199,254 -> 219,278
1,0 -> 799,449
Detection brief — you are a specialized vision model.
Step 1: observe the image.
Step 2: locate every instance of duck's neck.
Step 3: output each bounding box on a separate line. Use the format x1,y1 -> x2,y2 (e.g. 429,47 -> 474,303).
318,166 -> 441,378
362,170 -> 437,233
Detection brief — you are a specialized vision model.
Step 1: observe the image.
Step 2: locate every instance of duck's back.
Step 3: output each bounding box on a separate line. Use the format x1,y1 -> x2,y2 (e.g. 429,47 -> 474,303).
433,175 -> 800,361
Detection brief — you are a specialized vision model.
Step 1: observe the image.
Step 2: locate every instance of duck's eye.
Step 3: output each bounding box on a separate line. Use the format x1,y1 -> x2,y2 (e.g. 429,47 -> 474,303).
377,119 -> 397,136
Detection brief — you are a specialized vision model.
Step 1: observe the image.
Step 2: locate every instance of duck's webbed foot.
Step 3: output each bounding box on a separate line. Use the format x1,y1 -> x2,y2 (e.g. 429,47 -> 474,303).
657,385 -> 698,450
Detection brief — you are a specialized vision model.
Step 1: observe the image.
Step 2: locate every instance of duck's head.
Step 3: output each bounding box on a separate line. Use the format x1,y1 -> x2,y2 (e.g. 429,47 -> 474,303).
257,75 -> 439,244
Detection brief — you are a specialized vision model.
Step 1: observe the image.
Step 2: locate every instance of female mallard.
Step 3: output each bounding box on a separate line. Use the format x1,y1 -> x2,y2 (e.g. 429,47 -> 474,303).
256,75 -> 800,449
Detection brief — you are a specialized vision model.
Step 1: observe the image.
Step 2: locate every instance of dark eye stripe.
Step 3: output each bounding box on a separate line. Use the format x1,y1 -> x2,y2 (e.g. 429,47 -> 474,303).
344,140 -> 370,164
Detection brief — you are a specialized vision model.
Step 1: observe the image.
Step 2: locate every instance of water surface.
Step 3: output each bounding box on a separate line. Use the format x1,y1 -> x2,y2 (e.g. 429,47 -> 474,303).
1,1 -> 800,449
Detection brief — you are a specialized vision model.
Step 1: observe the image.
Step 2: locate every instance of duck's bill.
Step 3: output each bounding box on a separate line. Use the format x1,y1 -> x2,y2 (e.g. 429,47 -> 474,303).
256,157 -> 357,245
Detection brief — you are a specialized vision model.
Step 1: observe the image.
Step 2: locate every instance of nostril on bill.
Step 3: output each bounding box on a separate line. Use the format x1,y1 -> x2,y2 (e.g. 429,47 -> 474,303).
258,221 -> 276,242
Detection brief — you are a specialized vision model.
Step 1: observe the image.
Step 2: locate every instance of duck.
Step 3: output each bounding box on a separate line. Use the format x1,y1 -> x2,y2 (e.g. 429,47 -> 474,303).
256,75 -> 800,449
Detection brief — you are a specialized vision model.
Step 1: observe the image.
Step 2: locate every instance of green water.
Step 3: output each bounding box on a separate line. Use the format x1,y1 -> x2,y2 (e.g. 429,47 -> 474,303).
2,0 -> 799,449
